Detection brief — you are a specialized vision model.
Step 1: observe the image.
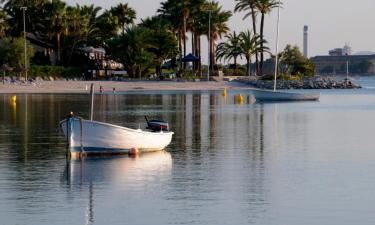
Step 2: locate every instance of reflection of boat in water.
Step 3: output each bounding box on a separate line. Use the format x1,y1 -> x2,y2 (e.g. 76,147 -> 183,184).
60,116 -> 174,155
64,151 -> 172,186
63,151 -> 172,225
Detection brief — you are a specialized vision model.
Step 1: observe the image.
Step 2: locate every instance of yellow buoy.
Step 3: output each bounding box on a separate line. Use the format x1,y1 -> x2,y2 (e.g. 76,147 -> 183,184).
221,88 -> 227,97
235,93 -> 244,104
10,95 -> 16,103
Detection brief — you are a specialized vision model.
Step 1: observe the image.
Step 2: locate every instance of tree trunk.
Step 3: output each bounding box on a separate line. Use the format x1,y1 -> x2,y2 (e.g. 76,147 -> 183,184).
193,32 -> 199,70
246,57 -> 250,76
260,13 -> 265,76
234,57 -> 237,75
251,6 -> 259,76
247,57 -> 252,76
183,16 -> 187,70
178,30 -> 183,75
211,38 -> 216,75
198,35 -> 202,77
209,36 -> 214,77
57,32 -> 61,65
192,31 -> 196,71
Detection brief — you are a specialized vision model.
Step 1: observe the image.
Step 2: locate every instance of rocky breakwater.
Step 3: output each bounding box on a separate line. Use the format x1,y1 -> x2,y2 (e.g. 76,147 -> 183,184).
235,76 -> 361,89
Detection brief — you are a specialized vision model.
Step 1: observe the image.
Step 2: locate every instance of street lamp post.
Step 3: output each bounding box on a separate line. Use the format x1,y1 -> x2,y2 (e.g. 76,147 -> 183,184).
21,7 -> 27,82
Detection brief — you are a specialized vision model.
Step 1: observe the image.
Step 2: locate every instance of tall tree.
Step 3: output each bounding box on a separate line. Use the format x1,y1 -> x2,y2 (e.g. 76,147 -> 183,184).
202,1 -> 231,76
234,0 -> 260,75
159,0 -> 205,71
0,9 -> 9,37
158,0 -> 183,71
106,27 -> 154,78
4,0 -> 49,36
256,0 -> 280,75
239,30 -> 265,76
140,16 -> 179,76
63,4 -> 102,65
216,31 -> 242,74
43,0 -> 67,65
110,3 -> 136,35
96,10 -> 120,45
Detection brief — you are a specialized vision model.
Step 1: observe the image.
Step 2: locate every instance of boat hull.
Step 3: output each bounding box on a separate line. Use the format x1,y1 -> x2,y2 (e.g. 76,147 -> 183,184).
60,118 -> 173,154
252,89 -> 320,102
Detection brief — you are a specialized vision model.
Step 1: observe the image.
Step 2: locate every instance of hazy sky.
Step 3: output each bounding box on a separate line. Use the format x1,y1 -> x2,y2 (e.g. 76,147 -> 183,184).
67,0 -> 375,61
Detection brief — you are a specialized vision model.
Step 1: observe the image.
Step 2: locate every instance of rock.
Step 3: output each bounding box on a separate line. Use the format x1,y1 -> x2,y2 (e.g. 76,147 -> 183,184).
233,76 -> 361,90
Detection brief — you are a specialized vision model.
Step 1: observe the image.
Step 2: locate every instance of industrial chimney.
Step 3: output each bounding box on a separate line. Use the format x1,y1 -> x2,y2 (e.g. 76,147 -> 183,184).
303,25 -> 308,58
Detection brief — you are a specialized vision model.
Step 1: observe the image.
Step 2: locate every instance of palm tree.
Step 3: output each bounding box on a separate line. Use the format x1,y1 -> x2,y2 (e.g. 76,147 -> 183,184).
80,4 -> 102,46
63,5 -> 102,65
4,0 -> 49,36
96,10 -> 120,45
158,0 -> 205,71
216,31 -> 242,74
44,0 -> 67,65
256,0 -> 281,75
107,27 -> 154,78
140,16 -> 179,76
187,0 -> 206,73
202,1 -> 232,76
189,12 -> 205,75
158,0 -> 184,72
110,3 -> 136,35
234,0 -> 259,75
239,30 -> 267,76
0,9 -> 9,38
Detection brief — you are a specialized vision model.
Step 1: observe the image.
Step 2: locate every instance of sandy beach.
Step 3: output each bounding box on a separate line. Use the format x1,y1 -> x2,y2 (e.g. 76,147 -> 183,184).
0,80 -> 253,94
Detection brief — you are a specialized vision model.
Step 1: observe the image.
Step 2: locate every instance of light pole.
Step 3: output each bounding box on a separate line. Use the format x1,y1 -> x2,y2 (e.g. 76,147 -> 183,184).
21,7 -> 27,82
207,10 -> 213,82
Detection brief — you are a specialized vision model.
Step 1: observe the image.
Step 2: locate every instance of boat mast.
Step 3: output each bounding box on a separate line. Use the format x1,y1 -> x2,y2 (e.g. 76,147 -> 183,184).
273,0 -> 281,92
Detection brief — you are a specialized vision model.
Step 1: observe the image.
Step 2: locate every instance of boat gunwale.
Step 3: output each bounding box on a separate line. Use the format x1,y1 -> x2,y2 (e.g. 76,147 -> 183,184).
252,89 -> 320,102
59,118 -> 174,136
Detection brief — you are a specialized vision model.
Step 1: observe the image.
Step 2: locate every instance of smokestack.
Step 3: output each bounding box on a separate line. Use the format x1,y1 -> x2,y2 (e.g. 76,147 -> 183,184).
303,25 -> 308,58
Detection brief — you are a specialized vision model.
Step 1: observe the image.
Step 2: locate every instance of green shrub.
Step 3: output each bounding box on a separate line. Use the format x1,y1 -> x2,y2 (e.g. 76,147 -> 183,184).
29,65 -> 84,79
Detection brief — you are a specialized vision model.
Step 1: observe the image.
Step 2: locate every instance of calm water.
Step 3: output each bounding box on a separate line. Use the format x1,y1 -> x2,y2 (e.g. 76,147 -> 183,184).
1,78 -> 375,225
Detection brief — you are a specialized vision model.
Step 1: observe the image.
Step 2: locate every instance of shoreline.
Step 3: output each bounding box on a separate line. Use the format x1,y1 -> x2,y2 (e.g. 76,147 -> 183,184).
0,80 -> 255,94
0,75 -> 364,94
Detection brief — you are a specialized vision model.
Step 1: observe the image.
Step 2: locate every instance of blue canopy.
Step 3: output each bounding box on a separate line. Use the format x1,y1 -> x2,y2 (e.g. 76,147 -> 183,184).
182,53 -> 200,62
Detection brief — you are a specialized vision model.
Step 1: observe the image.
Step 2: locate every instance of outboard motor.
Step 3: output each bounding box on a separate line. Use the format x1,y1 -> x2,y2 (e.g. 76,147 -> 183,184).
145,116 -> 169,132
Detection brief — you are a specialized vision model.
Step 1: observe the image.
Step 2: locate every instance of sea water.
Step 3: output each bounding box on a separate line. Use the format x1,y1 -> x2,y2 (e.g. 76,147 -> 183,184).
1,79 -> 375,225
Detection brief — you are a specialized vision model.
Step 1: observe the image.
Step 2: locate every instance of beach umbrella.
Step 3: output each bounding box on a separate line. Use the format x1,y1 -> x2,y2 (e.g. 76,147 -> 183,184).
181,53 -> 200,62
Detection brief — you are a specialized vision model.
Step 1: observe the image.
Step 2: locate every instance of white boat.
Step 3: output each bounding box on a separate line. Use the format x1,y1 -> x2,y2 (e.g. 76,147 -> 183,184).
252,0 -> 320,103
60,117 -> 174,155
252,89 -> 320,102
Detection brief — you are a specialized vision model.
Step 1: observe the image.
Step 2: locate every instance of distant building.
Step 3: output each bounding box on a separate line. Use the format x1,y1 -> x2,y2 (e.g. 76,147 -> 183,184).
303,25 -> 308,58
311,44 -> 375,75
329,48 -> 344,56
311,54 -> 375,75
329,44 -> 352,56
